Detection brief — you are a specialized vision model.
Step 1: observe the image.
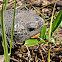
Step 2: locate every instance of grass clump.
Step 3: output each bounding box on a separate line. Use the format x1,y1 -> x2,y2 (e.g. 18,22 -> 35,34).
1,0 -> 16,62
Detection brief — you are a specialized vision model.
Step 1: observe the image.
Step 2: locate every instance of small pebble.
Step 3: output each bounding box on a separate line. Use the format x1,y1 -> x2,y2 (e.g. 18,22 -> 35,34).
42,1 -> 47,5
42,8 -> 49,13
57,7 -> 60,10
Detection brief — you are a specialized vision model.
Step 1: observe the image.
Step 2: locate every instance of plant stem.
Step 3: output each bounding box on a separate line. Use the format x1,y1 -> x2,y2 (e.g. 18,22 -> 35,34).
48,2 -> 56,62
45,14 -> 57,21
21,3 -> 29,11
56,27 -> 58,41
32,6 -> 45,20
10,0 -> 16,55
1,5 -> 9,62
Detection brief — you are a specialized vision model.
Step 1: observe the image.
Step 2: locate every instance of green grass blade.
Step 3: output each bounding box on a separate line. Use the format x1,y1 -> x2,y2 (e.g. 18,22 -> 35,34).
4,0 -> 8,10
10,0 -> 16,55
1,5 -> 9,62
60,21 -> 62,27
32,6 -> 45,19
45,14 -> 57,21
21,3 -> 29,11
47,6 -> 53,10
48,3 -> 56,62
40,25 -> 46,39
51,10 -> 62,35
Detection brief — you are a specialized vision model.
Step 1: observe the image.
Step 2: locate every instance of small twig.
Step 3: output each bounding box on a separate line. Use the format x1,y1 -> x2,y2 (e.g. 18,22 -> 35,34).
26,46 -> 32,62
39,0 -> 60,10
10,57 -> 19,62
0,0 -> 19,11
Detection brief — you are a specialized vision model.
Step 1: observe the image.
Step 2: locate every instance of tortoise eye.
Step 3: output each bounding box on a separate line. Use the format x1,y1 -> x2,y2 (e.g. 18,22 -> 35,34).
28,28 -> 35,32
